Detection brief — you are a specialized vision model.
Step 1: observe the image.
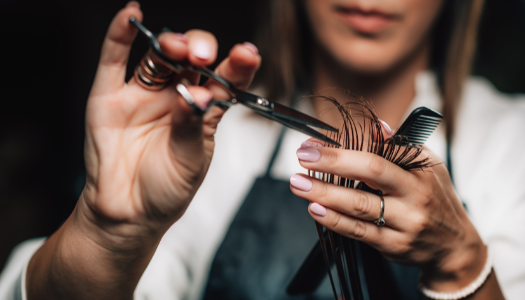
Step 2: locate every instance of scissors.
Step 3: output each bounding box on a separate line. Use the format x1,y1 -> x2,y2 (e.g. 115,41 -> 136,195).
129,17 -> 340,147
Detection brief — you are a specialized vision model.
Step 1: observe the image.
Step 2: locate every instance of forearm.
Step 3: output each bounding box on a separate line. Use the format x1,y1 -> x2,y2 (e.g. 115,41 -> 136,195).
26,207 -> 161,300
420,235 -> 505,300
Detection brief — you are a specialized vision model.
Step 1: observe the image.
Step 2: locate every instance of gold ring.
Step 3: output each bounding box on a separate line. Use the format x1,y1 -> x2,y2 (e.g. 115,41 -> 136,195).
134,50 -> 174,90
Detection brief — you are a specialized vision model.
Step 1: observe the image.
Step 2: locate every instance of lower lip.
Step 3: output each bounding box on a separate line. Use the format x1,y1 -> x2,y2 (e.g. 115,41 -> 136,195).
336,11 -> 397,34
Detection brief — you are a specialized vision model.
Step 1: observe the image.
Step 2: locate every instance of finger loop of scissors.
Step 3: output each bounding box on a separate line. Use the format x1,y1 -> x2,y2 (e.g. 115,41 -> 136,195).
175,82 -> 206,115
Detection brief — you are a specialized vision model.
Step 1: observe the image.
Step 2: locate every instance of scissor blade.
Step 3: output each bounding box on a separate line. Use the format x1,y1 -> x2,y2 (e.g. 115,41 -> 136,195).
236,92 -> 339,132
272,101 -> 338,132
253,110 -> 341,147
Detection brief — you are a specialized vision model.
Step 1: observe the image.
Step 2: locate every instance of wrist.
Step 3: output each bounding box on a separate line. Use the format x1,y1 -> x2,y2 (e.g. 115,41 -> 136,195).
76,188 -> 167,253
420,231 -> 487,292
27,206 -> 163,300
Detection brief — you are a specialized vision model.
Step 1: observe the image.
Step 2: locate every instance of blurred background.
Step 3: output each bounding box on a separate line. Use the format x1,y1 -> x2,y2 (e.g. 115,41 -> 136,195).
0,0 -> 524,270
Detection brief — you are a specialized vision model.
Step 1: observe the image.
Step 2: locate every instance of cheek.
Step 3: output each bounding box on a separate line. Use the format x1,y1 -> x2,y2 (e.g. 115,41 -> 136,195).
397,0 -> 444,53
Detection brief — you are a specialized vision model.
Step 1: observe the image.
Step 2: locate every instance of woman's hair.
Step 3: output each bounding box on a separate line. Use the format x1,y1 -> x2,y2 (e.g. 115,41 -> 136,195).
253,0 -> 484,141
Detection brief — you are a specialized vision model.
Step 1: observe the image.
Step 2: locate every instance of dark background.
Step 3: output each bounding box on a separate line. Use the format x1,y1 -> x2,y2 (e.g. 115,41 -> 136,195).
0,0 -> 524,270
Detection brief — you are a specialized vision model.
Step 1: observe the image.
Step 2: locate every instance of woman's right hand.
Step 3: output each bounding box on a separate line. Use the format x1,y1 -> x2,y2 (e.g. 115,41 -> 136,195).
27,3 -> 260,299
80,1 -> 260,254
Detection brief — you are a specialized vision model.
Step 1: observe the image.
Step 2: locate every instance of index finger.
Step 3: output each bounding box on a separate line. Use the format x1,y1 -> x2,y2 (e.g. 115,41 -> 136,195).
296,147 -> 414,195
205,42 -> 261,100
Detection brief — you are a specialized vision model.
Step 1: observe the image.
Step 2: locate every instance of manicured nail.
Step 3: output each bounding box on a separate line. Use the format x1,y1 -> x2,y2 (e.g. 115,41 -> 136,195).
195,90 -> 213,110
310,203 -> 327,217
126,1 -> 140,8
173,33 -> 188,44
301,140 -> 323,148
379,119 -> 392,137
296,148 -> 320,162
290,175 -> 313,191
242,42 -> 258,54
193,40 -> 212,60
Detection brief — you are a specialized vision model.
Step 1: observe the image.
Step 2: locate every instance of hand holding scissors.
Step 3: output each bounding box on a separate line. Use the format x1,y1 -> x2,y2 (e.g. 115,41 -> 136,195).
27,4 -> 275,299
128,17 -> 339,146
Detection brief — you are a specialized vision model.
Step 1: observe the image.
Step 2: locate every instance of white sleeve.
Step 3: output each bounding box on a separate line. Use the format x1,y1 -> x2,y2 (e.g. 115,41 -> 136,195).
133,243 -> 191,300
454,88 -> 525,300
0,237 -> 188,300
0,238 -> 46,300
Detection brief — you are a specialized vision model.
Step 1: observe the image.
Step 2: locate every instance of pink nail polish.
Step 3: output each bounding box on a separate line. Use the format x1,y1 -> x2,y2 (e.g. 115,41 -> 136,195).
300,141 -> 323,148
290,175 -> 313,191
310,203 -> 327,217
173,33 -> 188,44
193,40 -> 212,60
379,119 -> 392,137
126,1 -> 140,8
296,148 -> 320,162
242,42 -> 259,54
192,90 -> 213,110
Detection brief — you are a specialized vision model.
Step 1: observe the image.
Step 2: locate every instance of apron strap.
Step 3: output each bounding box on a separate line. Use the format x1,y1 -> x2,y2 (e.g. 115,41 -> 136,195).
446,141 -> 454,185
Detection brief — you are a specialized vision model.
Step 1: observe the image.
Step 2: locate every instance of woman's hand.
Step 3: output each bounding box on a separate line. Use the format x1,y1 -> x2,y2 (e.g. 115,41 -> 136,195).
290,142 -> 490,293
80,2 -> 260,252
27,3 -> 260,299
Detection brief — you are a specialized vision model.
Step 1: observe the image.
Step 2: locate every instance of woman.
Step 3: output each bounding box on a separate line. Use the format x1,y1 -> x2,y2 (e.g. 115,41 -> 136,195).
0,0 -> 523,299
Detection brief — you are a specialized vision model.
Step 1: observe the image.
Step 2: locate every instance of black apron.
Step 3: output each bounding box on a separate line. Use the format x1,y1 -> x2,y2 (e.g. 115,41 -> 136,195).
202,129 -> 424,300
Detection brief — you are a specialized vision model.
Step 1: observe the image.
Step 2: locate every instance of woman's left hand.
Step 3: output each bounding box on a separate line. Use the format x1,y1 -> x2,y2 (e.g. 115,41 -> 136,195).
290,142 -> 487,292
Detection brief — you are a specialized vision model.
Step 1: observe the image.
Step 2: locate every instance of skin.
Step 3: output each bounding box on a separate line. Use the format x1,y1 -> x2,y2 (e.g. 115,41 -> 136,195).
24,1 -> 505,299
306,0 -> 441,128
26,2 -> 260,299
290,0 -> 505,298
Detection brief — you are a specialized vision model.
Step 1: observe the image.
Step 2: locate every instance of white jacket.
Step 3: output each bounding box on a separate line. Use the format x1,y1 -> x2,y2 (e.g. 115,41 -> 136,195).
1,72 -> 524,299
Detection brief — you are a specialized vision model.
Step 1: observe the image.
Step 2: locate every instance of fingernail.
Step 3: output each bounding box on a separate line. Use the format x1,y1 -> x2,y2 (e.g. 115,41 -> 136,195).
296,148 -> 320,162
301,140 -> 323,148
290,175 -> 313,191
126,1 -> 140,8
242,42 -> 258,54
379,119 -> 392,137
310,203 -> 327,217
173,33 -> 188,44
193,89 -> 213,110
193,40 -> 212,60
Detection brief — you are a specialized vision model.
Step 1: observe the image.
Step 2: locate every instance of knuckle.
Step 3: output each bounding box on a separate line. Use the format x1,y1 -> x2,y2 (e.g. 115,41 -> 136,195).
419,190 -> 434,206
330,213 -> 342,230
186,30 -> 218,45
392,239 -> 412,256
324,149 -> 339,167
316,183 -> 331,202
412,213 -> 429,232
353,192 -> 372,217
350,219 -> 367,239
368,154 -> 388,177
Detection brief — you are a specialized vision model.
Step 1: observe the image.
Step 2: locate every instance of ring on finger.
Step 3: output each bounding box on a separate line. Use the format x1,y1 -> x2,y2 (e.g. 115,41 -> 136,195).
374,191 -> 386,226
134,50 -> 174,90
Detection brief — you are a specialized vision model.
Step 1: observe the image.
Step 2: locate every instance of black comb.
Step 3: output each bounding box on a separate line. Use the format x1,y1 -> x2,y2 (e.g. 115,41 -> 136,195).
392,107 -> 443,146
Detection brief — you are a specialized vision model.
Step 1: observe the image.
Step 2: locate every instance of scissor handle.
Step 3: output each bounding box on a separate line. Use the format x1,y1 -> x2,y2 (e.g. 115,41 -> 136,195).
129,17 -> 238,99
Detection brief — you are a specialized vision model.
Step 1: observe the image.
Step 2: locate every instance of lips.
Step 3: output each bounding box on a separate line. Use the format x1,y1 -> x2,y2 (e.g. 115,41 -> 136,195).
335,6 -> 400,34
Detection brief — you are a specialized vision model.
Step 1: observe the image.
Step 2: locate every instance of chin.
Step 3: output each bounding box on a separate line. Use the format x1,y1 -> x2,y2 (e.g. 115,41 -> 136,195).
329,40 -> 401,74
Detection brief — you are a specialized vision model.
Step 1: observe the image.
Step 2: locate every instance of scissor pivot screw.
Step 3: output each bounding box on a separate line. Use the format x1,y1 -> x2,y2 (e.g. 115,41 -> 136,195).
257,98 -> 269,106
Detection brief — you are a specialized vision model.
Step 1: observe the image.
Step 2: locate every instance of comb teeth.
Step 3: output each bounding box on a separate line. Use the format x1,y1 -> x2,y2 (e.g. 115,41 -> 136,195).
393,107 -> 443,146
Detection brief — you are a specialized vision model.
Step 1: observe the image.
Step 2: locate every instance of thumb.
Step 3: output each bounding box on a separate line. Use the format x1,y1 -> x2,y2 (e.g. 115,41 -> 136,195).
169,86 -> 213,174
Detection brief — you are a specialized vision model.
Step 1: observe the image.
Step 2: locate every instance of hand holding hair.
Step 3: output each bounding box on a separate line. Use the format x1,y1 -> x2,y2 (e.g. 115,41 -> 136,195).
290,100 -> 504,300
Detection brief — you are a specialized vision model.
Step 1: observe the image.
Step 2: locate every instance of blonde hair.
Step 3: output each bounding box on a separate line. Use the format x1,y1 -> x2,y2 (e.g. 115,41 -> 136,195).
254,0 -> 485,141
